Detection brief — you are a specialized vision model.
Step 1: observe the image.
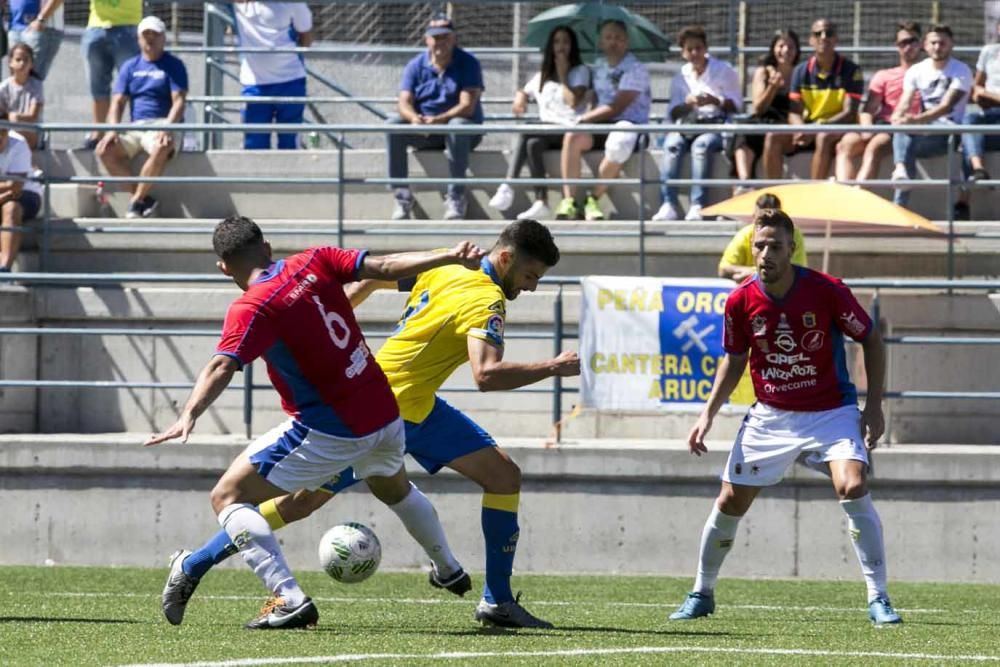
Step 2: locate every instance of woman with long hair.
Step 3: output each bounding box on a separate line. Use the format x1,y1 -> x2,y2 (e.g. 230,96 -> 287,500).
489,25 -> 590,220
0,43 -> 44,149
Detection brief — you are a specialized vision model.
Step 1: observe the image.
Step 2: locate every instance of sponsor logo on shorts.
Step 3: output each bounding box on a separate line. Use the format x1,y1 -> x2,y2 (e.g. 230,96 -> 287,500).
719,539 -> 733,548
734,463 -> 742,475
751,464 -> 760,475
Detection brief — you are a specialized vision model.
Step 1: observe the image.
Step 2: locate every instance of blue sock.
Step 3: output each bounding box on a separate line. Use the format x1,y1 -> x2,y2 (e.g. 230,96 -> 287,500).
182,529 -> 238,579
481,493 -> 520,604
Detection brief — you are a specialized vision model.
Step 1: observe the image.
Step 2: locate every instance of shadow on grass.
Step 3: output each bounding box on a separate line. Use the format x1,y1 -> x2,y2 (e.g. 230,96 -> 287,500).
0,616 -> 139,624
355,625 -> 745,638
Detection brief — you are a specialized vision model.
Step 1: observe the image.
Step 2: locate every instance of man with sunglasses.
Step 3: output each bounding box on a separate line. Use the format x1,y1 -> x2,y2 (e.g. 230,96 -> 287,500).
835,22 -> 923,183
764,19 -> 862,181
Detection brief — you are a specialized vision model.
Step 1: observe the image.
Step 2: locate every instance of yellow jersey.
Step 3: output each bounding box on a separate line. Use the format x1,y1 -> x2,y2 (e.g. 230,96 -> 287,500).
719,223 -> 808,271
88,0 -> 143,28
376,259 -> 506,423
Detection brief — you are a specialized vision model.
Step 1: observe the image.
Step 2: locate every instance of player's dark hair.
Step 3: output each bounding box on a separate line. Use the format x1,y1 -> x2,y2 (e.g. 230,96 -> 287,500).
897,20 -> 921,37
541,26 -> 584,87
496,219 -> 560,267
927,23 -> 953,40
760,29 -> 801,68
598,19 -> 627,37
753,208 -> 795,239
754,193 -> 782,211
213,215 -> 264,262
677,25 -> 707,49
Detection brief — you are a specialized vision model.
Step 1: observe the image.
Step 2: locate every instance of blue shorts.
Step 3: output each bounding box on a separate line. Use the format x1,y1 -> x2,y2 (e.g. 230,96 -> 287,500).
320,396 -> 496,493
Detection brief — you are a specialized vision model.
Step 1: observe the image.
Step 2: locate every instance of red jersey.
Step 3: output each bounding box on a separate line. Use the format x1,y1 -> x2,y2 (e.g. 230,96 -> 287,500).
215,246 -> 399,437
724,266 -> 873,411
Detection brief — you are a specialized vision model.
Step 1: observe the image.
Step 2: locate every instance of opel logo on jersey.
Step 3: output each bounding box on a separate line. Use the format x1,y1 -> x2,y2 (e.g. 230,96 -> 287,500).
776,333 -> 796,353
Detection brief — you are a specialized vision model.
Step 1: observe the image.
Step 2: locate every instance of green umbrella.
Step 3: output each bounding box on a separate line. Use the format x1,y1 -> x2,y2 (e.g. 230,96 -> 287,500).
524,3 -> 671,63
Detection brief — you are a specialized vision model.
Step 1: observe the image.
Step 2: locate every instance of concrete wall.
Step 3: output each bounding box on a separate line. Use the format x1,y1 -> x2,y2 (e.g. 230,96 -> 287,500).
3,435 -> 999,583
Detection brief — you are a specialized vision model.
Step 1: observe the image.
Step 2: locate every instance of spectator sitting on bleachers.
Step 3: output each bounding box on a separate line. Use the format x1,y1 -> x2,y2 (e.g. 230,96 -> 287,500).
488,25 -> 590,221
0,43 -> 44,150
0,112 -> 42,273
960,21 -> 1000,198
73,0 -> 142,149
763,18 -> 862,181
9,0 -> 63,81
388,13 -> 484,221
718,192 -> 806,282
232,1 -> 313,150
732,29 -> 800,194
557,19 -> 651,221
835,21 -> 922,184
653,24 -> 741,222
889,24 -> 972,215
96,16 -> 187,219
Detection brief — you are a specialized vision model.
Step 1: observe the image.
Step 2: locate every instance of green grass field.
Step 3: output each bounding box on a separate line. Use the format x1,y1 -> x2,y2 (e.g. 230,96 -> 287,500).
6,565 -> 1000,666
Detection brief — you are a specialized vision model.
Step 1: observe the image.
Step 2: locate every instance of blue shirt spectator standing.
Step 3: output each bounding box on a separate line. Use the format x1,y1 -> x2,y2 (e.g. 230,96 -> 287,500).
388,13 -> 484,220
96,16 -> 188,219
232,1 -> 313,150
7,0 -> 63,80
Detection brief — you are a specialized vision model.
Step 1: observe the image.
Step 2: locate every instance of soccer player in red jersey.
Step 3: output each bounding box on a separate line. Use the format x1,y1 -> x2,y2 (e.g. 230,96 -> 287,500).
145,215 -> 484,629
668,208 -> 902,626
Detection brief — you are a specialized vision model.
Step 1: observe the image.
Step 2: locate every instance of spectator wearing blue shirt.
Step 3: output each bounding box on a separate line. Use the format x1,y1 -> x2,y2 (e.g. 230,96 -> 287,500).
8,0 -> 63,80
388,14 -> 484,220
96,16 -> 188,219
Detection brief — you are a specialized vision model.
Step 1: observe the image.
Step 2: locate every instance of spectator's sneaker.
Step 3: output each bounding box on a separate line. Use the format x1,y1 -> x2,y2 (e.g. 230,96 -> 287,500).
161,549 -> 200,626
554,197 -> 578,220
734,185 -> 753,195
685,204 -> 704,221
126,196 -> 159,219
488,184 -> 514,212
428,565 -> 472,597
79,135 -> 100,151
517,200 -> 551,221
0,266 -> 10,274
953,202 -> 971,221
668,591 -> 715,620
244,596 -> 318,630
474,593 -> 554,629
443,197 -> 467,220
583,196 -> 605,221
391,196 -> 414,221
652,202 -> 682,221
868,597 -> 902,626
890,164 -> 911,192
968,167 -> 991,184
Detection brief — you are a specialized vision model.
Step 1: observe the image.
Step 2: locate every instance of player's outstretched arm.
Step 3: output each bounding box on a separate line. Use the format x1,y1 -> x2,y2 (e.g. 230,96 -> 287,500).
860,327 -> 886,450
144,355 -> 239,446
687,352 -> 748,455
344,279 -> 395,308
358,241 -> 485,282
467,337 -> 580,392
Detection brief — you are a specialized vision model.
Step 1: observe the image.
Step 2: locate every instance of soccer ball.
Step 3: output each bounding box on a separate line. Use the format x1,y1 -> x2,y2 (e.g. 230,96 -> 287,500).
318,522 -> 382,584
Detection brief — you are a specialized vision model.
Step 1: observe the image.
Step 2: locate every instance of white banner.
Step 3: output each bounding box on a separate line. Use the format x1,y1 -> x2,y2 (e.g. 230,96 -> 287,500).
580,275 -> 741,410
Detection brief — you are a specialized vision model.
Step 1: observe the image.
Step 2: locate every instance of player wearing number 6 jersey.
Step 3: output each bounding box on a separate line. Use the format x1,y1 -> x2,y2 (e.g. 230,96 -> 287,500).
145,215 -> 485,629
163,220 -> 579,630
668,208 -> 902,626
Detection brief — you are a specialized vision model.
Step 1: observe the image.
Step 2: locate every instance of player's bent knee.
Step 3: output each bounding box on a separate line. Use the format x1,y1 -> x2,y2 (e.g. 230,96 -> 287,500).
209,482 -> 239,515
835,477 -> 868,500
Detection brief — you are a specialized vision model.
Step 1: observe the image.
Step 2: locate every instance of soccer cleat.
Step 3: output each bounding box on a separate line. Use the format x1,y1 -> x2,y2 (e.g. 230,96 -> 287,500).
244,596 -> 319,630
488,184 -> 514,212
517,200 -> 551,221
428,565 -> 472,597
668,591 -> 715,620
443,196 -> 467,220
474,593 -> 553,629
554,197 -> 578,220
652,202 -> 682,221
868,597 -> 903,626
162,549 -> 200,626
583,195 -> 605,221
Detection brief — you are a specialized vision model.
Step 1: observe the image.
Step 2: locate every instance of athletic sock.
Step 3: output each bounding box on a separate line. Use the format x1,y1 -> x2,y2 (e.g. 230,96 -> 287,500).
218,502 -> 305,607
693,505 -> 742,595
840,494 -> 889,602
183,498 -> 290,579
480,492 -> 519,604
388,483 -> 461,577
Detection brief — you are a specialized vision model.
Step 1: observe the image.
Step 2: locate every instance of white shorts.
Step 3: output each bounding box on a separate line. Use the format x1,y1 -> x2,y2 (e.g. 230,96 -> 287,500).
721,403 -> 868,487
603,120 -> 640,164
119,119 -> 178,160
245,417 -> 406,492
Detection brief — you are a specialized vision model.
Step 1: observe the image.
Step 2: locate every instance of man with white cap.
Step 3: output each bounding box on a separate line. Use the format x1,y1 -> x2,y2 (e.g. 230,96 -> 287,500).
96,16 -> 188,219
387,13 -> 484,220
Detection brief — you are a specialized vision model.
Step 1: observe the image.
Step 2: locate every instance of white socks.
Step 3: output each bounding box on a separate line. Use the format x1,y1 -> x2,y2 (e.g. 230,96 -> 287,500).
840,494 -> 888,602
693,505 -> 742,595
219,502 -> 306,607
388,483 -> 462,577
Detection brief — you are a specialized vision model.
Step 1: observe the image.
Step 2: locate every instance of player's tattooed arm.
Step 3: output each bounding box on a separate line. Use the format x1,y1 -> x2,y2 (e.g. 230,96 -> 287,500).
144,355 -> 239,446
467,337 -> 580,392
358,241 -> 485,281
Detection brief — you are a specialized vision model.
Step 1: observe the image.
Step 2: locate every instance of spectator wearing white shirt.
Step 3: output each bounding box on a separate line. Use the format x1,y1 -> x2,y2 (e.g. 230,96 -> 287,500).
959,20 -> 1000,204
890,24 -> 972,212
654,25 -> 742,222
489,26 -> 590,221
0,43 -> 45,150
232,2 -> 313,149
0,113 -> 42,272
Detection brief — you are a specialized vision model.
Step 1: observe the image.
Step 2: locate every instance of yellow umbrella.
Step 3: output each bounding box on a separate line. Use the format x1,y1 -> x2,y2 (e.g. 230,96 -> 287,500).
702,181 -> 943,271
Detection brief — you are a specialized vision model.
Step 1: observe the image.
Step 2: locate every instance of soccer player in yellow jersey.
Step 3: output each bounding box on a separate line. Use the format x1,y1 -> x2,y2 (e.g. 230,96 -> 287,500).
163,220 -> 580,629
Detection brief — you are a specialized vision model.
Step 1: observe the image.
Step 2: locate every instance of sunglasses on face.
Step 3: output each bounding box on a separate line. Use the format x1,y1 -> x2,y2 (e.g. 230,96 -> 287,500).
812,29 -> 836,38
896,36 -> 919,47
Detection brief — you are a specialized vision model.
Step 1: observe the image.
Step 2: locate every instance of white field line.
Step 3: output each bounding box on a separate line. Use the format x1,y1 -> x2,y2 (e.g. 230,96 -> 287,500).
28,590 -> 946,614
116,645 -> 1000,667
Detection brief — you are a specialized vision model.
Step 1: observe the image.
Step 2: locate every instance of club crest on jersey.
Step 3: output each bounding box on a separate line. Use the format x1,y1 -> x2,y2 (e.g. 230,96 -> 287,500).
802,311 -> 816,328
751,315 -> 767,336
